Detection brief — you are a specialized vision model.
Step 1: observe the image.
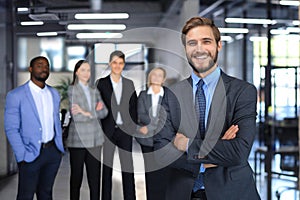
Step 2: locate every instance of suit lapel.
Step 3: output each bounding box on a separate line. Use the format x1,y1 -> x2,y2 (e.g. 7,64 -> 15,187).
176,78 -> 198,137
199,74 -> 229,157
24,82 -> 41,125
146,93 -> 152,114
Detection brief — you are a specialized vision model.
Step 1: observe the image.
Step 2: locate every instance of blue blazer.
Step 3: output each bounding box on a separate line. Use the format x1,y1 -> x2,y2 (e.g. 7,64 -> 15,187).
4,81 -> 65,163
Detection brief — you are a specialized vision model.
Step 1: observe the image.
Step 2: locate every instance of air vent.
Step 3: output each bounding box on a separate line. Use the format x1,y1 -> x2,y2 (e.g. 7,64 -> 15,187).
29,13 -> 60,21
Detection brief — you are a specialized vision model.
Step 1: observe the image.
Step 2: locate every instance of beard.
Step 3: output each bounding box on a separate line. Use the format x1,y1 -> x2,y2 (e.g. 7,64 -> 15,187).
35,72 -> 49,82
187,50 -> 218,74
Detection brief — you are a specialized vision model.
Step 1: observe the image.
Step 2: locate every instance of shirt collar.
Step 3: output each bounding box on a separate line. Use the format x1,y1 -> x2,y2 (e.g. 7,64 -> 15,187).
191,66 -> 221,88
110,75 -> 122,84
29,80 -> 48,92
78,80 -> 89,89
147,86 -> 164,96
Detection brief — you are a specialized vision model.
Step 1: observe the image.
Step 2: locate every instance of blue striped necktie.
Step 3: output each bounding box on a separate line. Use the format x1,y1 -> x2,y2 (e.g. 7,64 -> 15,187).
195,79 -> 206,139
193,79 -> 206,192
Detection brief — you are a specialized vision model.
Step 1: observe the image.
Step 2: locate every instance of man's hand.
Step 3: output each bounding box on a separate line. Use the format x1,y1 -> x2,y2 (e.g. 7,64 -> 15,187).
173,133 -> 189,152
222,125 -> 239,140
139,126 -> 148,135
204,124 -> 239,168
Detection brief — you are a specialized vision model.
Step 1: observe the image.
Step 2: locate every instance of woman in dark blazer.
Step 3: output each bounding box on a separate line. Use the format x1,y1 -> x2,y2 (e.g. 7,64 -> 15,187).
136,67 -> 169,200
66,60 -> 108,200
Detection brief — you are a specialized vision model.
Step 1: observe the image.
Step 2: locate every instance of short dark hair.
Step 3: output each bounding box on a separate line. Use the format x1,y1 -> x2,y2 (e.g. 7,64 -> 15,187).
181,17 -> 221,46
109,50 -> 125,63
29,56 -> 49,68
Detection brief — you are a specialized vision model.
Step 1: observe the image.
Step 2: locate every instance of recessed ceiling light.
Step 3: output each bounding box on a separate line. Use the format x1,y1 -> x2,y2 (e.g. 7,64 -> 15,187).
279,0 -> 300,6
74,13 -> 129,20
67,24 -> 126,30
225,18 -> 276,25
37,32 -> 58,36
219,27 -> 249,34
76,32 -> 123,39
17,7 -> 29,12
21,21 -> 44,26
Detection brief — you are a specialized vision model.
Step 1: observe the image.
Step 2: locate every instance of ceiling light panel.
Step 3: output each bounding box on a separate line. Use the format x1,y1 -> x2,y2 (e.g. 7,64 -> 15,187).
279,0 -> 300,6
67,24 -> 126,30
225,18 -> 276,25
76,33 -> 123,39
75,13 -> 129,20
21,21 -> 44,26
219,28 -> 249,34
37,32 -> 58,36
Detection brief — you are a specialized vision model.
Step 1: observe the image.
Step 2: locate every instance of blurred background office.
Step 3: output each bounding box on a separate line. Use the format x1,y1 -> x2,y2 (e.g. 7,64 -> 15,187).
0,0 -> 299,199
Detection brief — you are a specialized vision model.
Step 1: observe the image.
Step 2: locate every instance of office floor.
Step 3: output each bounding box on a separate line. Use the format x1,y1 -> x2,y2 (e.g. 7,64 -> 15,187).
0,139 -> 299,200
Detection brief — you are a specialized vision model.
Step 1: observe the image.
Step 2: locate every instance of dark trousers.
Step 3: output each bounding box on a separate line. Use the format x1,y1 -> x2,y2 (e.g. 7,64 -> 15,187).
102,127 -> 136,200
68,147 -> 101,200
165,168 -> 196,200
17,145 -> 62,200
141,145 -> 169,200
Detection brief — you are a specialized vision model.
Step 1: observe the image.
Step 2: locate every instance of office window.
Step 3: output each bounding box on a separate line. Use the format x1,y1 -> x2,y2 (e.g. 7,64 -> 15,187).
17,37 -> 64,71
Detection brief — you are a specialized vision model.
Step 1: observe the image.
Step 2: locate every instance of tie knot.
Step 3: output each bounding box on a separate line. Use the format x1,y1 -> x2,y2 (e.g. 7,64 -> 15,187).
197,79 -> 204,88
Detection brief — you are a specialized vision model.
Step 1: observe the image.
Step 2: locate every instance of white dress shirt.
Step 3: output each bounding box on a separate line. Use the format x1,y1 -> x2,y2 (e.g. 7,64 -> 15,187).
29,81 -> 54,143
147,86 -> 164,117
110,76 -> 123,125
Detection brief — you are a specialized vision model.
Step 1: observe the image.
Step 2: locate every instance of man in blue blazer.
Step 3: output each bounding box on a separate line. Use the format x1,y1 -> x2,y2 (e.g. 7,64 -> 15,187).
4,56 -> 65,200
154,17 -> 261,200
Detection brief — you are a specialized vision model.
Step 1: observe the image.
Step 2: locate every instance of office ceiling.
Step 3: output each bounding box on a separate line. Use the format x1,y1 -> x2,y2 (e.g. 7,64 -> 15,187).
13,0 -> 299,40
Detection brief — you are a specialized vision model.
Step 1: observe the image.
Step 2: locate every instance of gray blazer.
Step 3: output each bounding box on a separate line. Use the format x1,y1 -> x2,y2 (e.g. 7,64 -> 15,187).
154,71 -> 260,200
136,88 -> 167,147
66,84 -> 108,148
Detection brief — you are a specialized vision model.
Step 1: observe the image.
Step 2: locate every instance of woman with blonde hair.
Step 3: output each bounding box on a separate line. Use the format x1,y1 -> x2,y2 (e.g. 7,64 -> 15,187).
136,67 -> 169,200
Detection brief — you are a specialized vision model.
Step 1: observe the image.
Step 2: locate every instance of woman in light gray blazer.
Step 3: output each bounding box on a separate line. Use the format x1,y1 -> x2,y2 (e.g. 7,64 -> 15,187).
66,60 -> 108,200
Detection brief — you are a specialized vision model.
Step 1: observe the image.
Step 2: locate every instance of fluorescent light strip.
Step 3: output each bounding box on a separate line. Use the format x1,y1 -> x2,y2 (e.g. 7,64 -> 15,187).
225,18 -> 276,25
287,27 -> 300,33
249,36 -> 268,42
67,24 -> 126,30
270,29 -> 289,35
17,7 -> 29,12
75,13 -> 129,20
21,21 -> 44,26
279,0 -> 300,6
76,33 -> 123,39
292,20 -> 300,26
37,32 -> 58,36
219,27 -> 249,34
221,36 -> 233,42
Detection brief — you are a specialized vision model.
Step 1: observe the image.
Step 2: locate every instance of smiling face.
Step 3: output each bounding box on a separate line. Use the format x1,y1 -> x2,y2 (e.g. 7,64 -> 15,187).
148,68 -> 166,86
110,55 -> 125,76
76,62 -> 91,84
185,25 -> 222,77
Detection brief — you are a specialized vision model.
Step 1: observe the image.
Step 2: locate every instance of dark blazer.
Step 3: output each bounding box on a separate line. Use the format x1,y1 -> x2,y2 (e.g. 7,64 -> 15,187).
154,71 -> 260,200
96,75 -> 138,137
136,87 -> 167,147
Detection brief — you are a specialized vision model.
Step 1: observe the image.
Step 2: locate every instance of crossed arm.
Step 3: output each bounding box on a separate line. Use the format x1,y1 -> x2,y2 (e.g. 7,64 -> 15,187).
173,124 -> 239,168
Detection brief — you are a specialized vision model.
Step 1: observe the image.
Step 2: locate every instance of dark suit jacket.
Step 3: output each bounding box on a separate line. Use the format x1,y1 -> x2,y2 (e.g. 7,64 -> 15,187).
154,71 -> 260,200
136,87 -> 167,147
96,75 -> 138,138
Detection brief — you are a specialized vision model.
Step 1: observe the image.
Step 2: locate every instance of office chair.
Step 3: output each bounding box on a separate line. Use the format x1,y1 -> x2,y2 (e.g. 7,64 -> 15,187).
273,118 -> 299,200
